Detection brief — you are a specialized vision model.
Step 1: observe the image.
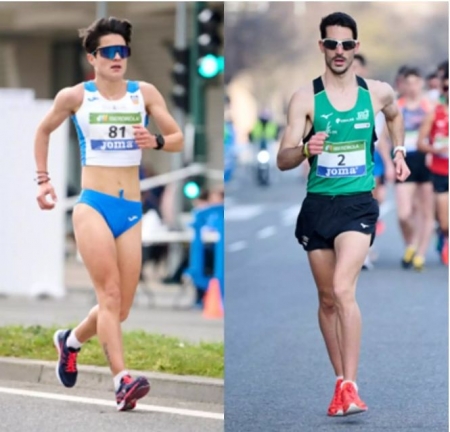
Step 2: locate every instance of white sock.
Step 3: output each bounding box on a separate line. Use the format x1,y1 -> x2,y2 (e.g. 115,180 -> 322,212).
66,330 -> 83,350
114,370 -> 129,391
342,380 -> 358,391
336,375 -> 343,382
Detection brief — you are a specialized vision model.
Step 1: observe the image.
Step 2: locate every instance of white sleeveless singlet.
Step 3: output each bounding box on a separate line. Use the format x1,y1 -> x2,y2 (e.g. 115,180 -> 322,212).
71,81 -> 148,167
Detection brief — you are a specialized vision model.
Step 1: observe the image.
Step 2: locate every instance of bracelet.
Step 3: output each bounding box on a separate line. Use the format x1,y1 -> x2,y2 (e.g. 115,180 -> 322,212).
37,178 -> 50,185
303,143 -> 311,158
36,170 -> 49,174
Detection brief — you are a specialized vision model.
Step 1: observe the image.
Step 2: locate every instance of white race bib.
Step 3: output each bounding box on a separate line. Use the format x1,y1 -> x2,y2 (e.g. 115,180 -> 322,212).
316,140 -> 366,178
404,130 -> 419,152
434,135 -> 448,159
89,112 -> 141,151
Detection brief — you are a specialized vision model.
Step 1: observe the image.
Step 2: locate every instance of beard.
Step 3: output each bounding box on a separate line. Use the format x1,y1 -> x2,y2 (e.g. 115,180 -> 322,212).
325,56 -> 352,76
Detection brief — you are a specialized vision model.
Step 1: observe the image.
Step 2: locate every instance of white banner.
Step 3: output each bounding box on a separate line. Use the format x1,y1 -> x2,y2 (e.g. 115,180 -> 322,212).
0,100 -> 68,298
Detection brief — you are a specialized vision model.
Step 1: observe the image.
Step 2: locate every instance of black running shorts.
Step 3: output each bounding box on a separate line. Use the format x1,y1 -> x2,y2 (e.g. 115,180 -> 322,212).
396,151 -> 431,184
431,173 -> 449,194
295,192 -> 380,252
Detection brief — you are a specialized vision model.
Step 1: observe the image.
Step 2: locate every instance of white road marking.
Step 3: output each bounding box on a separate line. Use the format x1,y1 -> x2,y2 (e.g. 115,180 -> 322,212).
379,200 -> 394,219
281,205 -> 300,226
256,226 -> 277,239
0,386 -> 224,421
225,205 -> 264,221
227,241 -> 248,252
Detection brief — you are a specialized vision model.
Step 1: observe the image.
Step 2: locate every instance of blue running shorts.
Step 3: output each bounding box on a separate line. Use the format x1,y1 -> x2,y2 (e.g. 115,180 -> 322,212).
76,189 -> 143,238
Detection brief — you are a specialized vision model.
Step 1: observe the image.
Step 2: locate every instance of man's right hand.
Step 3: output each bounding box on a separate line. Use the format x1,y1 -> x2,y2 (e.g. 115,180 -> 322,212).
37,182 -> 58,210
306,132 -> 328,155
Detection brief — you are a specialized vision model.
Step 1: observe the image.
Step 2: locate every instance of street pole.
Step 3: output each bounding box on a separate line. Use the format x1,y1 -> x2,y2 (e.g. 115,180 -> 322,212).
167,2 -> 188,275
96,1 -> 107,19
172,2 -> 187,227
190,2 -> 207,166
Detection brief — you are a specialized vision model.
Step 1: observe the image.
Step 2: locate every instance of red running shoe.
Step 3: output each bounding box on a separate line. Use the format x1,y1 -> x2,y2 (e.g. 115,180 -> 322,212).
327,378 -> 344,417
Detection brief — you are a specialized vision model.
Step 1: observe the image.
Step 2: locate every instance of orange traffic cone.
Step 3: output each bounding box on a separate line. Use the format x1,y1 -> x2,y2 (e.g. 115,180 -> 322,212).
202,278 -> 224,319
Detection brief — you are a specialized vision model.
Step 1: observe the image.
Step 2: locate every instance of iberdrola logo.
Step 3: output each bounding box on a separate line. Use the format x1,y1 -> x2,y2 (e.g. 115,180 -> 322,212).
96,114 -> 108,122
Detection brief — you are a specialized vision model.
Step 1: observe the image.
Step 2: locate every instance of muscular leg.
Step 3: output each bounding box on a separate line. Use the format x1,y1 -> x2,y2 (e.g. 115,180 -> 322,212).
308,249 -> 343,377
436,192 -> 449,236
71,204 -> 124,375
395,182 -> 417,246
116,222 -> 143,321
333,231 -> 371,382
415,182 -> 436,257
73,223 -> 142,342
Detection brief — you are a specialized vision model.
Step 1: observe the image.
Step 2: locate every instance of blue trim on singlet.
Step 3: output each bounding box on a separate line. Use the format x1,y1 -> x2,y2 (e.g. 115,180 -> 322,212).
72,114 -> 86,166
84,81 -> 97,92
127,80 -> 140,93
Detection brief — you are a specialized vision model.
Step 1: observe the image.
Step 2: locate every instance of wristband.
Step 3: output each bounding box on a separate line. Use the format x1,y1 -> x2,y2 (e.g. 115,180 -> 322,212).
393,146 -> 406,158
303,143 -> 311,158
37,178 -> 50,185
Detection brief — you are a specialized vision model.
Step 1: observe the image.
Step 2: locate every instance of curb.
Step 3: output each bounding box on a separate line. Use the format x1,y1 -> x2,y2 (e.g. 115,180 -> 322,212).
0,357 -> 223,405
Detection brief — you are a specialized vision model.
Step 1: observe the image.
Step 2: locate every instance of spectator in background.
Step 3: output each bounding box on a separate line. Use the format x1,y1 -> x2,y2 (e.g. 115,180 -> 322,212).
395,65 -> 410,98
426,71 -> 441,102
162,187 -> 223,308
353,53 -> 367,77
139,163 -> 169,281
437,60 -> 449,80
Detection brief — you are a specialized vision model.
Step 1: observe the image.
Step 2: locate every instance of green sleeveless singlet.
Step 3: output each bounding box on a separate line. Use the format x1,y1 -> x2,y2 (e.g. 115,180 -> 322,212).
305,76 -> 376,195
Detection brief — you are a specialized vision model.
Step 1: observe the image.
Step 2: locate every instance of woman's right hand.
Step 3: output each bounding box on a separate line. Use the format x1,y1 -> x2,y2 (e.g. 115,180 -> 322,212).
37,182 -> 58,210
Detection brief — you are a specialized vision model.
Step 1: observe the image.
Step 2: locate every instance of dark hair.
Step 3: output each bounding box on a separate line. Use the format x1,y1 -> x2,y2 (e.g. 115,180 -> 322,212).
396,65 -> 410,78
426,71 -> 438,80
320,12 -> 358,40
438,59 -> 449,73
443,70 -> 449,81
79,17 -> 132,53
403,67 -> 422,79
354,54 -> 366,67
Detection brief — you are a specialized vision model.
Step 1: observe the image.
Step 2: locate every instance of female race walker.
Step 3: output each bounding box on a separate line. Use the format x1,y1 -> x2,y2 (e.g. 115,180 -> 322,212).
34,17 -> 183,411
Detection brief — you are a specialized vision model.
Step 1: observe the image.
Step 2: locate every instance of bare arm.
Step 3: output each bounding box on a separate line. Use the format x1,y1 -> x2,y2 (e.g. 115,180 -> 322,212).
372,81 -> 410,181
140,82 -> 183,152
34,86 -> 81,172
377,124 -> 393,166
378,82 -> 404,152
277,88 -> 310,171
417,111 -> 438,154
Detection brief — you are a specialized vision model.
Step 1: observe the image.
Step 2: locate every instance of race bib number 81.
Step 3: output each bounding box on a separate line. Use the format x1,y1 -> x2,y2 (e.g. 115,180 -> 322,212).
89,112 -> 141,151
316,140 -> 367,178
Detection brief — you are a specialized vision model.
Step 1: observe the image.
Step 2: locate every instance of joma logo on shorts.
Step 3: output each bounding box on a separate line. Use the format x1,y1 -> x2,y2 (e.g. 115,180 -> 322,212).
325,167 -> 358,176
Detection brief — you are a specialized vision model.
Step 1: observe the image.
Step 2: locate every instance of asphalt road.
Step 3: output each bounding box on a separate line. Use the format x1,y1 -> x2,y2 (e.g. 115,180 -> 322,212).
0,379 -> 223,432
224,167 -> 448,432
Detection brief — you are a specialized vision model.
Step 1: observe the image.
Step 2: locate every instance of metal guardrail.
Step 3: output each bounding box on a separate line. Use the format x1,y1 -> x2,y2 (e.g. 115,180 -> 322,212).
63,163 -> 223,211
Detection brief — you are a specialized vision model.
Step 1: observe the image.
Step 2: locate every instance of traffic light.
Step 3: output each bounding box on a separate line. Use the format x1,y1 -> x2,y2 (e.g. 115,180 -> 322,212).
171,47 -> 190,112
196,6 -> 224,79
183,179 -> 201,200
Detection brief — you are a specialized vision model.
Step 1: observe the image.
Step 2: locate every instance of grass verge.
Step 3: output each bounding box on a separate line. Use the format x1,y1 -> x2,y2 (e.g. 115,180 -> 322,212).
0,325 -> 223,379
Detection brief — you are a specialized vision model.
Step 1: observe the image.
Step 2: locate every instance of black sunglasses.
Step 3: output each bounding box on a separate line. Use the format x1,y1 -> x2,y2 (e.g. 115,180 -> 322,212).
322,39 -> 358,51
92,45 -> 131,60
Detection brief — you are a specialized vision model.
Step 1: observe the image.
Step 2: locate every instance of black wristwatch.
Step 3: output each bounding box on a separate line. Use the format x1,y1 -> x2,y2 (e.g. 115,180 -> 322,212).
155,134 -> 165,150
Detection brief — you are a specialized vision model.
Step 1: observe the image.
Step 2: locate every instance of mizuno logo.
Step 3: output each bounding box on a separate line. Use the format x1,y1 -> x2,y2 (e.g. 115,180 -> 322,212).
360,223 -> 369,229
87,97 -> 99,102
321,113 -> 333,120
128,216 -> 138,222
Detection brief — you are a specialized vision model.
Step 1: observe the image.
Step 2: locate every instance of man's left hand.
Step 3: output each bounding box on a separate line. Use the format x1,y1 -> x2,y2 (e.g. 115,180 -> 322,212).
393,154 -> 410,182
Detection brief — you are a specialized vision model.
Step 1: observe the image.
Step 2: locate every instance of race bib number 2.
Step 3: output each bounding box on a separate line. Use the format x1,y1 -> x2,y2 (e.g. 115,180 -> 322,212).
89,112 -> 141,151
316,140 -> 367,178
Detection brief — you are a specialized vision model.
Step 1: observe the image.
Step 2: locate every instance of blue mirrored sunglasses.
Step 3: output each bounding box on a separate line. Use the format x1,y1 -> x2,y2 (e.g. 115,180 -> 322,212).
92,45 -> 131,59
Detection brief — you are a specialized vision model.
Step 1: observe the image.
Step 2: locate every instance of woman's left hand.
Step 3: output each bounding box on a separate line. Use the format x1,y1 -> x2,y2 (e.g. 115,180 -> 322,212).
133,125 -> 157,149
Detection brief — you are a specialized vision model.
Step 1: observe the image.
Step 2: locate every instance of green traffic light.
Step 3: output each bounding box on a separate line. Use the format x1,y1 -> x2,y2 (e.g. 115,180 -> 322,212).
183,181 -> 200,199
198,54 -> 224,78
